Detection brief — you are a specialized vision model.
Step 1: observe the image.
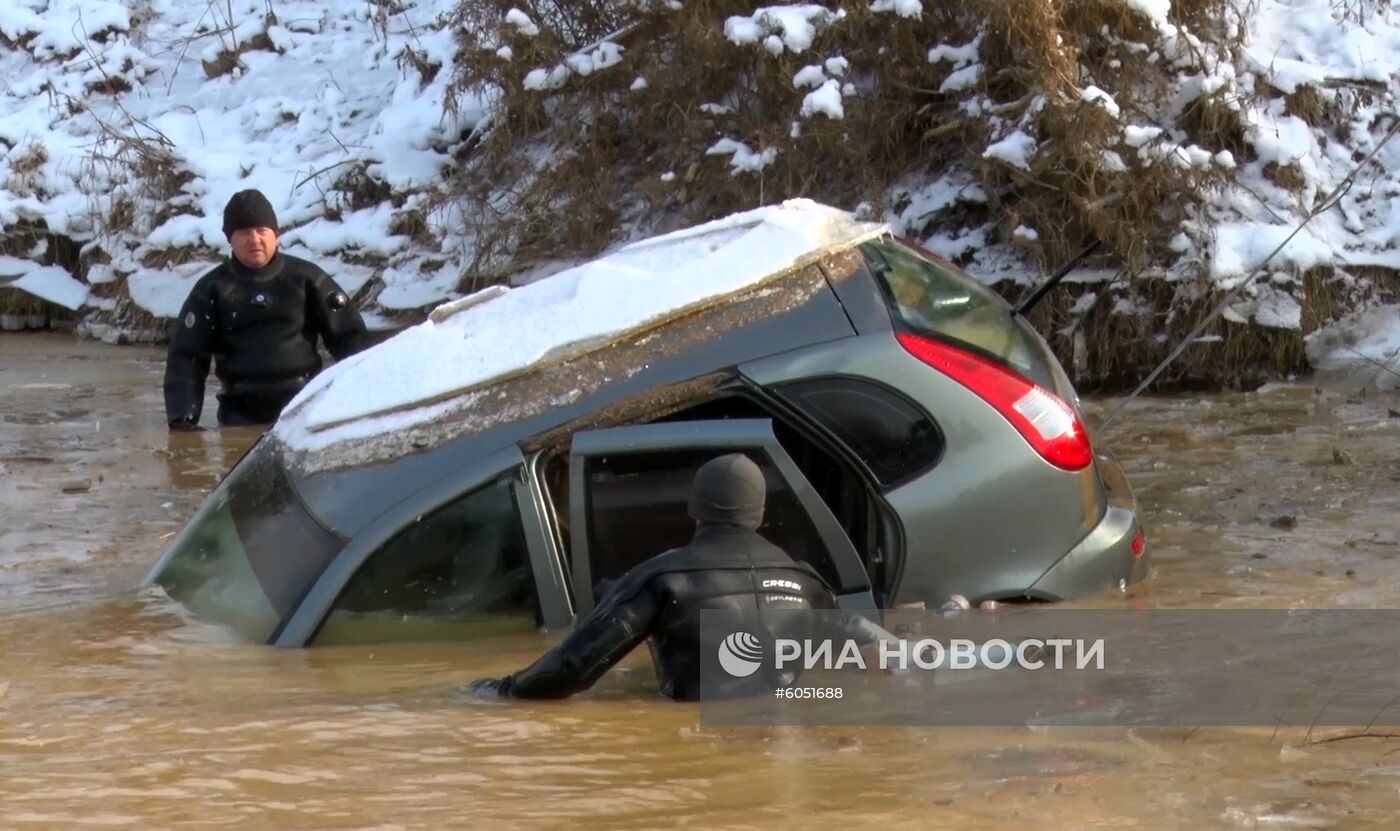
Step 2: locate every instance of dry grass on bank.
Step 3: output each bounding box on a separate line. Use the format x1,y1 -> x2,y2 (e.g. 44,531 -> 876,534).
80,117 -> 198,244
1015,267 -> 1369,390
426,0 -> 1400,391
441,0 -> 1249,280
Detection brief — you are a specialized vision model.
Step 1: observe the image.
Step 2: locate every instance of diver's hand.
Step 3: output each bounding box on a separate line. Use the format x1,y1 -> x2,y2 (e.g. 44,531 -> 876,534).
465,676 -> 511,698
168,417 -> 205,432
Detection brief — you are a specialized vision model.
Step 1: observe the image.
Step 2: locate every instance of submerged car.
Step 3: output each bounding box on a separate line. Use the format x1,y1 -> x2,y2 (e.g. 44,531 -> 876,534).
143,200 -> 1146,646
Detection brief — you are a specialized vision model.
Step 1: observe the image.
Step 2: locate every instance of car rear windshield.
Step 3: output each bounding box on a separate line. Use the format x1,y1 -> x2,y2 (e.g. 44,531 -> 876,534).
861,239 -> 1057,389
148,439 -> 343,641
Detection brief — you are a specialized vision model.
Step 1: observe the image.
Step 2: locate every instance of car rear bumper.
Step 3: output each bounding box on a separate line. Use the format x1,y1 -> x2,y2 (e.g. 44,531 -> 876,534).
1025,449 -> 1147,600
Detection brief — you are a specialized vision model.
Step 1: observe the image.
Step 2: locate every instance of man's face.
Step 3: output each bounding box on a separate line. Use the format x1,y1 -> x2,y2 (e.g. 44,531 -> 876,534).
230,227 -> 277,268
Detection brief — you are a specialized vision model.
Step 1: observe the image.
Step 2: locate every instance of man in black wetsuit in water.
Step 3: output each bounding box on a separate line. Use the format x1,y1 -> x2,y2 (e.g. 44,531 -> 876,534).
163,189 -> 369,429
468,453 -> 840,701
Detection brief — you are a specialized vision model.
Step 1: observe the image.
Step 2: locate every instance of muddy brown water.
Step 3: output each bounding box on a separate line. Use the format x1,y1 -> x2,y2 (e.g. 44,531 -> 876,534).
2,332 -> 1399,829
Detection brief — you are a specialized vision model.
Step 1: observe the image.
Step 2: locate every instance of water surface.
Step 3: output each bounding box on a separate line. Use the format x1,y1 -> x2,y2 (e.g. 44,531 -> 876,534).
3,333 -> 1399,829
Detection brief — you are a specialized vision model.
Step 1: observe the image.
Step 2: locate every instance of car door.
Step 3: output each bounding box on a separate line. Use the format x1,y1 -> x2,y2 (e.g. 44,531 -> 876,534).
272,446 -> 572,646
566,418 -> 876,615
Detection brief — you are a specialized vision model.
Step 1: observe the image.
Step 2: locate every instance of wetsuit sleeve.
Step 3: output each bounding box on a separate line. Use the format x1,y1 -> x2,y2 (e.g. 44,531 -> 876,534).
308,270 -> 369,359
501,575 -> 664,699
163,280 -> 219,425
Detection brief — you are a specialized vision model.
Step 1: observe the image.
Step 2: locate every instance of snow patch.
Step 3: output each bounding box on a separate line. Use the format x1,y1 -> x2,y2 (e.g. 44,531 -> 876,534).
983,131 -> 1038,171
1123,125 -> 1163,147
800,80 -> 845,120
706,139 -> 780,174
887,171 -> 987,235
504,9 -> 540,37
0,0 -> 487,319
1308,304 -> 1400,388
724,6 -> 841,53
793,65 -> 828,89
126,269 -> 201,319
1125,0 -> 1171,25
376,263 -> 461,311
1253,288 -> 1303,329
278,200 -> 887,441
928,36 -> 981,94
870,0 -> 923,19
940,64 -> 982,92
1246,0 -> 1399,93
1081,85 -> 1122,117
0,257 -> 89,310
928,37 -> 980,66
1211,223 -> 1334,281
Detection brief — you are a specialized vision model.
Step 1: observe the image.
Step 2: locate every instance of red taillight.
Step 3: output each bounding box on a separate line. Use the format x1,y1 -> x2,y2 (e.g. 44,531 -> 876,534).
894,332 -> 1093,471
1131,528 -> 1146,558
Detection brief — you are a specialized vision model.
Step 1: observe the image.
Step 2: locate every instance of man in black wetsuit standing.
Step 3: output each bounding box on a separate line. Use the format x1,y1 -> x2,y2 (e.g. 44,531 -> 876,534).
468,453 -> 839,701
164,189 -> 369,429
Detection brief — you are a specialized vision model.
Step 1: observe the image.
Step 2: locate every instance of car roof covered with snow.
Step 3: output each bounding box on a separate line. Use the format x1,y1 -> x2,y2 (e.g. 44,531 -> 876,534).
272,199 -> 887,469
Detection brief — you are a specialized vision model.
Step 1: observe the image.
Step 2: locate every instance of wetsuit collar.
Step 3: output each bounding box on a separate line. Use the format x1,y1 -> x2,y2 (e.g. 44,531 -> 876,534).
228,251 -> 285,280
692,523 -> 754,541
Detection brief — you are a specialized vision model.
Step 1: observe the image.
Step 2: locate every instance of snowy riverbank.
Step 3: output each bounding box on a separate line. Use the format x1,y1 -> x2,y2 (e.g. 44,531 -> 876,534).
1,0 -> 1397,385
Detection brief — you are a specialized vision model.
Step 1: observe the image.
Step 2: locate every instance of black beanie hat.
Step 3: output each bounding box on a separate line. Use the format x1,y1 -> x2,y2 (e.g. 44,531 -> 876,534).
688,453 -> 767,530
222,189 -> 278,237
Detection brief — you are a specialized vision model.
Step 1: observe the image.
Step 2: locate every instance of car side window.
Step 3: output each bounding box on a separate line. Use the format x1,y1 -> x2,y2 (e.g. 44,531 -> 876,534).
862,239 -> 1058,389
581,449 -> 844,593
774,378 -> 942,487
317,477 -> 539,644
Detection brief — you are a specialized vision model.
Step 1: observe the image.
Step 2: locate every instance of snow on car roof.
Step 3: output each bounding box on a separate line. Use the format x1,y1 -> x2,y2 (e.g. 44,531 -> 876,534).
274,199 -> 887,450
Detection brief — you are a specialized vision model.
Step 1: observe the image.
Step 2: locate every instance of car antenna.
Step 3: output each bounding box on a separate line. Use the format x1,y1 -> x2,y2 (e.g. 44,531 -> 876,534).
1013,240 -> 1102,316
1095,111 -> 1400,438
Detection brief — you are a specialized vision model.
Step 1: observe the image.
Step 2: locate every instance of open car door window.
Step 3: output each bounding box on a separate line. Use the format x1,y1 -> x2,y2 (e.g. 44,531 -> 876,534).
274,446 -> 571,646
567,418 -> 875,615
